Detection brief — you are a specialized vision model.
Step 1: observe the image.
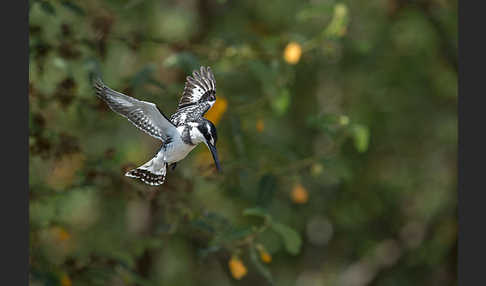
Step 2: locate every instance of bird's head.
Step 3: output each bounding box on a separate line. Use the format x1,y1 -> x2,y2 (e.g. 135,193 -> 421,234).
195,118 -> 221,172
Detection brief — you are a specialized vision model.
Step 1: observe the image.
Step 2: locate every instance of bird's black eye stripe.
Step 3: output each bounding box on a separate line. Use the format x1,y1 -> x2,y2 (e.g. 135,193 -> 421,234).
204,127 -> 211,141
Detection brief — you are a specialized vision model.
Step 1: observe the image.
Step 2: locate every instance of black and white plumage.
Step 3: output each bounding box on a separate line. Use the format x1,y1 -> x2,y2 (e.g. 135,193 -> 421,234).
93,66 -> 221,186
171,67 -> 217,126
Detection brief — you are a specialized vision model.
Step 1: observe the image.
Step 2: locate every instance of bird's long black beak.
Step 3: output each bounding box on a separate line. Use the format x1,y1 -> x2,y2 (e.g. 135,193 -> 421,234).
206,142 -> 222,172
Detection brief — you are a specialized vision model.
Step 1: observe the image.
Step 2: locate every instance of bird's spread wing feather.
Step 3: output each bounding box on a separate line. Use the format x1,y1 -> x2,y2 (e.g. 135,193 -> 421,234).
178,66 -> 216,110
93,78 -> 177,142
170,103 -> 212,126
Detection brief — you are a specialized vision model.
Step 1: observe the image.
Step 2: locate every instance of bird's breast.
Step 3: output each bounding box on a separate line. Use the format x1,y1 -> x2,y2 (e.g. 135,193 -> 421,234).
163,141 -> 197,164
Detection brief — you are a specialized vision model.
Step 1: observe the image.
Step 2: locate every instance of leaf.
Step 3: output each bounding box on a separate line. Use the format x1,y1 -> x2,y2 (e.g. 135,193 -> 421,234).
257,174 -> 277,208
210,225 -> 253,248
271,89 -> 291,116
220,226 -> 254,243
243,207 -> 270,220
271,223 -> 302,255
250,246 -> 274,285
352,124 -> 370,153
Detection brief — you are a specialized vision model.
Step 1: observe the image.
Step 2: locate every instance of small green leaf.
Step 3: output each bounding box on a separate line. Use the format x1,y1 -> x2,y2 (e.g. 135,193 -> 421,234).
243,207 -> 270,219
271,223 -> 302,255
210,225 -> 253,248
221,226 -> 254,242
352,124 -> 370,153
271,89 -> 291,116
250,246 -> 274,285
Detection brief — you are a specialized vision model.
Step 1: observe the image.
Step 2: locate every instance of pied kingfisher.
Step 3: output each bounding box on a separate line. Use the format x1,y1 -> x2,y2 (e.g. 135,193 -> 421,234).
93,66 -> 221,186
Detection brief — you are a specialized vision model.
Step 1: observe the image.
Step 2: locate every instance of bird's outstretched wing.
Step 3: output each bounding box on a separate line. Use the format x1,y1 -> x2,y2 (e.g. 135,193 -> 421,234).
93,78 -> 177,142
178,66 -> 216,110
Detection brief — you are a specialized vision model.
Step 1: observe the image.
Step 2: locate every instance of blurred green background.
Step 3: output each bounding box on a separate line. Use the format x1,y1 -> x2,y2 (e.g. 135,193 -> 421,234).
29,0 -> 457,285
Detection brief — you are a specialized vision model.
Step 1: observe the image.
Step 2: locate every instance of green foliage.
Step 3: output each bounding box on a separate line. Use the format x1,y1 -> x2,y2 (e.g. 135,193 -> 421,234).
243,207 -> 270,219
249,246 -> 274,285
243,207 -> 302,255
271,88 -> 291,116
29,0 -> 457,285
256,174 -> 277,208
352,124 -> 370,153
270,223 -> 302,256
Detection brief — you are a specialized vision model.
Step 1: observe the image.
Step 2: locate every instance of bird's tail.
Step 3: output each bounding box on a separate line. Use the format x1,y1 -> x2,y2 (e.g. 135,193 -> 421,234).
125,158 -> 167,186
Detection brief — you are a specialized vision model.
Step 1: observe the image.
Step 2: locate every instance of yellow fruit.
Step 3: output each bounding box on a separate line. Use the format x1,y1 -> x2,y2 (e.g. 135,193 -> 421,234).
228,256 -> 247,280
291,183 -> 309,204
283,42 -> 302,65
260,250 -> 272,263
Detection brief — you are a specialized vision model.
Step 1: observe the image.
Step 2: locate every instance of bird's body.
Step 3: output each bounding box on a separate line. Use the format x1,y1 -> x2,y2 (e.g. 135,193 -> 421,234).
163,128 -> 196,164
93,66 -> 221,186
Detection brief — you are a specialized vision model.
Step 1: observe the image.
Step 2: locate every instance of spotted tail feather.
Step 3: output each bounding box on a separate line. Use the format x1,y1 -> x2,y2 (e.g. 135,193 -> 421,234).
125,162 -> 167,186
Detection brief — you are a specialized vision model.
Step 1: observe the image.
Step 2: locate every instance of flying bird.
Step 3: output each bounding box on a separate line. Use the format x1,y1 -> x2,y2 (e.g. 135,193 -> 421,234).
93,66 -> 221,186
